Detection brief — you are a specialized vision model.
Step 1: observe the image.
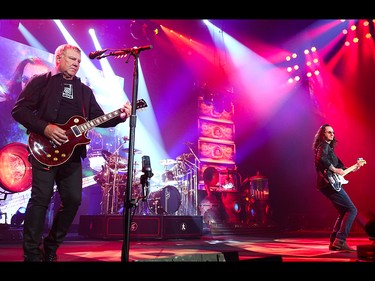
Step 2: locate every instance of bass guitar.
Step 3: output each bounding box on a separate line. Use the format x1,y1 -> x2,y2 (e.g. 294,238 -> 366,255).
28,99 -> 147,167
326,158 -> 366,192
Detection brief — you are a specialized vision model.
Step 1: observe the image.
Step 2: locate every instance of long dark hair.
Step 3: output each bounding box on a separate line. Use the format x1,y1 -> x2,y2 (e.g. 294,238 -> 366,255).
5,57 -> 52,102
312,123 -> 338,150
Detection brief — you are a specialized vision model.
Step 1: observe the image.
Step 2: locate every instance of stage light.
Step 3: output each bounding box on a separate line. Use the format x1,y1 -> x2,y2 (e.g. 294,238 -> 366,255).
203,91 -> 214,105
11,207 -> 26,227
130,20 -> 157,42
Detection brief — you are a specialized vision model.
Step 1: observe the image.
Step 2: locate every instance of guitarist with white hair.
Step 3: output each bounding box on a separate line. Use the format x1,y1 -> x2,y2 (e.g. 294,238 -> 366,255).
11,44 -> 133,262
313,124 -> 366,252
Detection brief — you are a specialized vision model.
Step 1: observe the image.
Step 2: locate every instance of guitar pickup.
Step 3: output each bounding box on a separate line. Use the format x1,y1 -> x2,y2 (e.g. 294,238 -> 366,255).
71,125 -> 82,137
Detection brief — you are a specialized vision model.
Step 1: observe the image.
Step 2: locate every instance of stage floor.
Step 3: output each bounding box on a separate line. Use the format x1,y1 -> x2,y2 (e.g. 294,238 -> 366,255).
1,224 -> 374,276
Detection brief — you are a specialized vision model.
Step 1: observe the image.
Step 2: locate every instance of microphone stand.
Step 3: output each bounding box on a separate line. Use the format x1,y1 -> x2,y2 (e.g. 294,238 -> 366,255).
89,45 -> 152,262
121,49 -> 141,263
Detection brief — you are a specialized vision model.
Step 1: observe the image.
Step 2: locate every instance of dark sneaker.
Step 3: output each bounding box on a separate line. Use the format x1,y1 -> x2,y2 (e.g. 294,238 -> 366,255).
329,243 -> 337,251
331,239 -> 356,252
43,246 -> 58,262
23,255 -> 43,262
339,242 -> 356,252
44,253 -> 57,262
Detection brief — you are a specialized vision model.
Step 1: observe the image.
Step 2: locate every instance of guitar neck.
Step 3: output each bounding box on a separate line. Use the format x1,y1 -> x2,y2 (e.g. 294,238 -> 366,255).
342,163 -> 359,176
342,159 -> 366,177
77,99 -> 147,134
78,108 -> 123,134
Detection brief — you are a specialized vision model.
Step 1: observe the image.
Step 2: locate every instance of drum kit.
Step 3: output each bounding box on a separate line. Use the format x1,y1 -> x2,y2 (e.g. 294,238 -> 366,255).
93,142 -> 144,215
92,136 -> 200,216
146,153 -> 199,216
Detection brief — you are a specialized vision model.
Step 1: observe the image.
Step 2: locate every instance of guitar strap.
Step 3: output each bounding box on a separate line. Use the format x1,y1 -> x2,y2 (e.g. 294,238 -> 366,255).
79,83 -> 86,119
77,82 -> 88,160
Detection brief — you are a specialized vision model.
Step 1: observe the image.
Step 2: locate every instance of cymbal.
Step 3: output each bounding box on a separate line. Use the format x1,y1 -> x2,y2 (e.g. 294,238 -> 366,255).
160,159 -> 176,166
101,150 -> 112,162
102,150 -> 127,168
122,148 -> 142,154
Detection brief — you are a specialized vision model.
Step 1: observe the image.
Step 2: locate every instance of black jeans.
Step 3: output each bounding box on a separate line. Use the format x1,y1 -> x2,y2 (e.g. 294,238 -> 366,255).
320,185 -> 357,242
23,156 -> 82,258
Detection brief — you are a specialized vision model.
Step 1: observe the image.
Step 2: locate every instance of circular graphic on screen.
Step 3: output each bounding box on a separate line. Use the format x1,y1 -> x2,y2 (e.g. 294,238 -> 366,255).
0,142 -> 32,193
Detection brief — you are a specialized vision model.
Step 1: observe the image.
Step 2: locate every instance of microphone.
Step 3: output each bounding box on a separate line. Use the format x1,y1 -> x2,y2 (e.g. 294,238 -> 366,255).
142,155 -> 153,178
140,155 -> 153,200
109,45 -> 153,57
88,49 -> 108,59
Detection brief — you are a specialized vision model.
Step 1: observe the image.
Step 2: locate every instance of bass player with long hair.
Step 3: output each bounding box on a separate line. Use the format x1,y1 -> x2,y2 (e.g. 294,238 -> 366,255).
313,124 -> 366,252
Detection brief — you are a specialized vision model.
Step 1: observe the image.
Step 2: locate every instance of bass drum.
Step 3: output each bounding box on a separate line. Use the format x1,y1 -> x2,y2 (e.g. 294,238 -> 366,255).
147,185 -> 181,215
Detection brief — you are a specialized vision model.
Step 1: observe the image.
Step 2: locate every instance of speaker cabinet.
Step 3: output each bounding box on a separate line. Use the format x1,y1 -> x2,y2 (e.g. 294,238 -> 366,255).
163,216 -> 203,238
79,215 -> 202,240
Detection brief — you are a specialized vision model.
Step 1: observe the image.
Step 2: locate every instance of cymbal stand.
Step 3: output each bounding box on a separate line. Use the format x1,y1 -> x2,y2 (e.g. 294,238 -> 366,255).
100,163 -> 113,215
111,138 -> 127,161
107,138 -> 128,215
109,157 -> 122,214
182,158 -> 199,216
173,159 -> 188,216
184,144 -> 201,216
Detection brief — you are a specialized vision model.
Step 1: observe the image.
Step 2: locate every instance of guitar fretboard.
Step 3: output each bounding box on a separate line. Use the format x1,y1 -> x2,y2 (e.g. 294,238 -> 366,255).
78,109 -> 122,133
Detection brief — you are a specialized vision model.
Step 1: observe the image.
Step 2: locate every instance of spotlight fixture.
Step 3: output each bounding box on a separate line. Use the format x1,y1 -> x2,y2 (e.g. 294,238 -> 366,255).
130,20 -> 157,42
203,91 -> 214,105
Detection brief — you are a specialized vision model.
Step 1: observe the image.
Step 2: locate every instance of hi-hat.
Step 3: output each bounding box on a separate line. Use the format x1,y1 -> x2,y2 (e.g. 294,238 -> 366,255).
122,148 -> 142,154
160,159 -> 176,166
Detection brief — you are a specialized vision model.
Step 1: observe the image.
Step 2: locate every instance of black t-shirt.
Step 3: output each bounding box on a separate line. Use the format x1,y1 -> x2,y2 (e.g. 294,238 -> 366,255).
55,80 -> 81,124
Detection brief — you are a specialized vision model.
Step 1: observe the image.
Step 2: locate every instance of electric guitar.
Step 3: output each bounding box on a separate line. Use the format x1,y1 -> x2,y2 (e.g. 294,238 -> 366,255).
326,158 -> 367,192
28,99 -> 147,167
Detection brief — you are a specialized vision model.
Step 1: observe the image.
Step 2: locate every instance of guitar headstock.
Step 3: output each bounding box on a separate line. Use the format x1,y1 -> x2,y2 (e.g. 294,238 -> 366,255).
136,99 -> 148,111
357,158 -> 367,167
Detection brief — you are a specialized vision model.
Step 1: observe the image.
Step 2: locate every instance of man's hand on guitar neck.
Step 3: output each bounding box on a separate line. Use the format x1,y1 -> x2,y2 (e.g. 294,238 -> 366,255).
120,101 -> 132,120
44,124 -> 68,146
353,163 -> 361,172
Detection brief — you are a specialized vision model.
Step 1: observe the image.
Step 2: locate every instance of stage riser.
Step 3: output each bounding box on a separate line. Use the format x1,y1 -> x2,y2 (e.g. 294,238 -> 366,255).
78,215 -> 203,239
